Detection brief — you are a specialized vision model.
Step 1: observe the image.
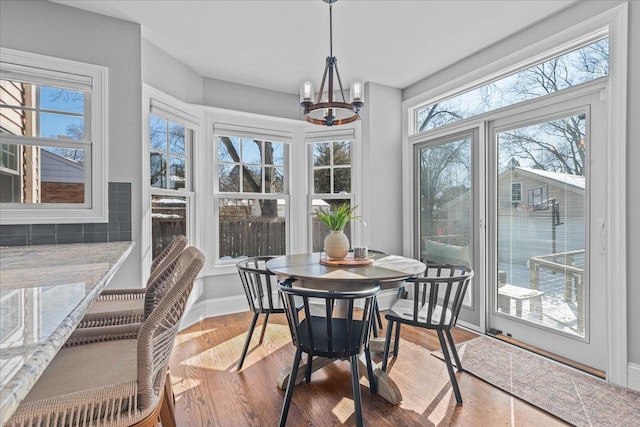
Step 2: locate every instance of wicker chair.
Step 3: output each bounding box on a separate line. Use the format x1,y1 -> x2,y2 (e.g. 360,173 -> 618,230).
381,264 -> 473,404
5,246 -> 205,427
77,236 -> 188,328
278,280 -> 380,427
235,256 -> 284,371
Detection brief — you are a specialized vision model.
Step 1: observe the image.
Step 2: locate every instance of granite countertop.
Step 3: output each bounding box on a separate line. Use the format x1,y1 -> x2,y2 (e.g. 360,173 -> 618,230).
0,241 -> 134,426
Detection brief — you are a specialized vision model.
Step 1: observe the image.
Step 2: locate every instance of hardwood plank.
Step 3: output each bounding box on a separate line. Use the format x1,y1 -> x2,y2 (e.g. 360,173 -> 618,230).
170,311 -> 569,426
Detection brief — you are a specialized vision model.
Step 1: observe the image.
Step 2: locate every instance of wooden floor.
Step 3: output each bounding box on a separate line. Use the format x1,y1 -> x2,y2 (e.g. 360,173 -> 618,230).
169,311 -> 569,426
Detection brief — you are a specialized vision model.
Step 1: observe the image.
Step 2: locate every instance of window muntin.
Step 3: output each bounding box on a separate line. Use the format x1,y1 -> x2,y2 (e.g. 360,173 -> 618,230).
149,112 -> 194,259
215,135 -> 289,260
312,140 -> 351,194
150,114 -> 188,191
415,38 -> 609,133
309,139 -> 354,252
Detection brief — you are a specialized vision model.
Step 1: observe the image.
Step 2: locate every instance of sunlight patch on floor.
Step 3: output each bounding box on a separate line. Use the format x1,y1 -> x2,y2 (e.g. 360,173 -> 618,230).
331,397 -> 355,424
170,373 -> 201,395
179,324 -> 291,371
174,327 -> 216,344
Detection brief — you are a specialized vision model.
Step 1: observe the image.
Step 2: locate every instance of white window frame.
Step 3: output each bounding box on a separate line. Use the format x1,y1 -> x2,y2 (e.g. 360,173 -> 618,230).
401,3 -> 628,386
0,47 -> 108,224
142,85 -> 200,280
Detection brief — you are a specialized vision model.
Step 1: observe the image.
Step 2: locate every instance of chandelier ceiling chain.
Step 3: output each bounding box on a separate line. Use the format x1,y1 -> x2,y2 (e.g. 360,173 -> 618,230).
300,0 -> 363,126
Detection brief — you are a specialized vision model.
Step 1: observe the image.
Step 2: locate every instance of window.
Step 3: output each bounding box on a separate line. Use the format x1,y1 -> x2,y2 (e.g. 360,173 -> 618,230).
308,139 -> 354,252
511,182 -> 522,203
215,134 -> 288,260
0,48 -> 107,224
149,114 -> 194,258
415,37 -> 609,133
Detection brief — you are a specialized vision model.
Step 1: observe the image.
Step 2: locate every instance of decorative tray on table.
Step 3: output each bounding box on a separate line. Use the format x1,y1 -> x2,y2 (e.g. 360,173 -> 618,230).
319,253 -> 374,266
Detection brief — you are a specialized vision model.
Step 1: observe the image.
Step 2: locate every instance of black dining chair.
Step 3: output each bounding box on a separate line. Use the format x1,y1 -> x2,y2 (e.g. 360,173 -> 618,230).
236,256 -> 284,371
278,280 -> 380,427
381,264 -> 473,404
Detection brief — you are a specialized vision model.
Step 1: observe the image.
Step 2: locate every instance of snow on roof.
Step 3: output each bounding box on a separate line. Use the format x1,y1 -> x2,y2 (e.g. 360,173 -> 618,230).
515,167 -> 585,190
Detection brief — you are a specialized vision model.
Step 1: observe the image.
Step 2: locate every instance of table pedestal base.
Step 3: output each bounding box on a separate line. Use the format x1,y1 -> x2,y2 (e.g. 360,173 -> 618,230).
276,342 -> 402,406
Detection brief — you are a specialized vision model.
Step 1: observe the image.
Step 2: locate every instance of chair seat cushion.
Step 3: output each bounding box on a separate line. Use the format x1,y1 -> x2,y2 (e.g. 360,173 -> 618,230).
386,299 -> 453,326
87,297 -> 144,315
297,316 -> 366,357
23,339 -> 138,403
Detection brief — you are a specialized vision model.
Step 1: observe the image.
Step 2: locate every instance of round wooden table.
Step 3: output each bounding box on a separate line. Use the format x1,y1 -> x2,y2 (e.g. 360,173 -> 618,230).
266,252 -> 426,405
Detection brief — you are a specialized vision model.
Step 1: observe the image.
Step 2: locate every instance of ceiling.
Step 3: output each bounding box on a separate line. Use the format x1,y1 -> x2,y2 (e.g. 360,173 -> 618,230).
52,0 -> 576,95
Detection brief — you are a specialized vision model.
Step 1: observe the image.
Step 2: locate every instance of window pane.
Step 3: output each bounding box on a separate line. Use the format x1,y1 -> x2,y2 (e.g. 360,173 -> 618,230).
496,113 -> 586,336
40,146 -> 85,203
313,142 -> 331,166
40,112 -> 84,140
314,168 -> 330,193
310,198 -> 352,252
418,138 -> 472,267
242,139 -> 262,164
150,152 -> 166,188
218,163 -> 239,192
218,136 -> 240,162
150,115 -> 167,151
169,156 -> 185,190
218,198 -> 286,258
0,144 -> 85,204
417,38 -> 609,132
242,165 -> 262,192
39,86 -> 84,114
169,122 -> 185,155
265,166 -> 283,193
152,194 -> 187,258
333,141 -> 350,165
266,141 -> 284,166
333,167 -> 351,193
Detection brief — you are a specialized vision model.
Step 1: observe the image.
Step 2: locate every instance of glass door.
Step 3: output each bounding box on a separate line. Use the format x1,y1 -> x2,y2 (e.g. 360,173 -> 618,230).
415,129 -> 480,325
488,92 -> 606,371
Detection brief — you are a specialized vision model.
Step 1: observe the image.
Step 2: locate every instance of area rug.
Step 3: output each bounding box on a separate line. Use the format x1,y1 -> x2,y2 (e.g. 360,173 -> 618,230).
434,336 -> 640,426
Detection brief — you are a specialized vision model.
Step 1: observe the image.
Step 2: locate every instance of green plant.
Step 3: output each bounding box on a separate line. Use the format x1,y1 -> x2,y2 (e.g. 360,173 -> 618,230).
313,203 -> 360,231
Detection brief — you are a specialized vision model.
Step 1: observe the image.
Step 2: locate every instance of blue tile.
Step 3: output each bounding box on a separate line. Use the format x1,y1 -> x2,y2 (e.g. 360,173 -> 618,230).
56,233 -> 83,244
108,231 -> 121,242
83,223 -> 108,233
56,224 -> 83,234
31,234 -> 56,245
31,224 -> 56,235
0,235 -> 28,246
0,225 -> 29,236
83,232 -> 108,243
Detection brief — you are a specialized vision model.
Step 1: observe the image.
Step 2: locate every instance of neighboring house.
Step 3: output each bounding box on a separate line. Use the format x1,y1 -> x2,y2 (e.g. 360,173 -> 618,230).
40,149 -> 84,203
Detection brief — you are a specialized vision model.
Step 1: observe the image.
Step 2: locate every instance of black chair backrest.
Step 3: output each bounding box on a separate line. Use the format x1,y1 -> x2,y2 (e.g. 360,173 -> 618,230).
278,281 -> 380,359
237,256 -> 283,314
404,264 -> 474,329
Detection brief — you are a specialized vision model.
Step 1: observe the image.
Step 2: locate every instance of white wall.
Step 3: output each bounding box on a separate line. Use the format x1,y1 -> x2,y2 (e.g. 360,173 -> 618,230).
142,39 -> 203,104
0,0 -> 143,287
403,0 -> 640,368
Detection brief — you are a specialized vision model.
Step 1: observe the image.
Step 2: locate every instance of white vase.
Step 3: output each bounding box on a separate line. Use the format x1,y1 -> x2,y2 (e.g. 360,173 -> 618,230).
324,230 -> 350,259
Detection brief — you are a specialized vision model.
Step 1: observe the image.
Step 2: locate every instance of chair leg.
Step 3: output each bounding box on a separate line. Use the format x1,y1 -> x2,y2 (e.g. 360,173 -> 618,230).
364,346 -> 377,394
374,298 -> 384,330
393,321 -> 401,357
258,312 -> 270,345
237,312 -> 260,371
445,329 -> 462,371
160,386 -> 177,427
349,354 -> 364,427
437,329 -> 463,405
372,303 -> 379,338
279,348 -> 303,427
381,319 -> 394,372
305,354 -> 313,383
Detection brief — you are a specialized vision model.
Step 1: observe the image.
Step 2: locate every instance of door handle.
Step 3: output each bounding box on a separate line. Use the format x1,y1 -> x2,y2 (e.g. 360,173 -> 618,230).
598,218 -> 605,254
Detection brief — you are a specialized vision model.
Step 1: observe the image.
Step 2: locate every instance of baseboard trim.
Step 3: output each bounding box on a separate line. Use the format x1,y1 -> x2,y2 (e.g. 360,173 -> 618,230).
180,295 -> 248,330
628,362 -> 640,391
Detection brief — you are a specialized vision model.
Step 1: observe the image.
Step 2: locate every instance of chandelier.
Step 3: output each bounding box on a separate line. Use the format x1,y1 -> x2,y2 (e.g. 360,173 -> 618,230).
300,0 -> 364,126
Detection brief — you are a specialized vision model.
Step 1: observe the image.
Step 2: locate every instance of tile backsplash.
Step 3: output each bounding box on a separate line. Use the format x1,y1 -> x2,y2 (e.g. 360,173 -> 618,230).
0,182 -> 131,246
